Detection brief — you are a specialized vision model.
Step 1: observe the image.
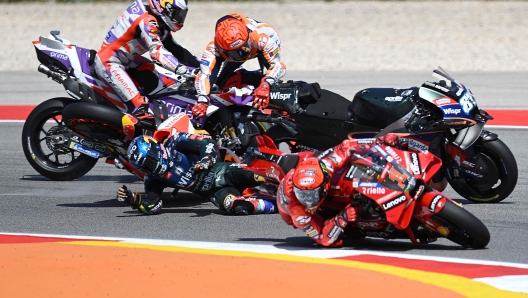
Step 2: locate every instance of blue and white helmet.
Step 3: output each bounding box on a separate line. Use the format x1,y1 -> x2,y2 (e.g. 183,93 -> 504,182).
128,136 -> 170,176
148,0 -> 188,32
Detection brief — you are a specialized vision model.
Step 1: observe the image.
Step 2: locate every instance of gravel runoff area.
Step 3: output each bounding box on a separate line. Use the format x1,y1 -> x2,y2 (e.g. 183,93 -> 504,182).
1,1 -> 527,72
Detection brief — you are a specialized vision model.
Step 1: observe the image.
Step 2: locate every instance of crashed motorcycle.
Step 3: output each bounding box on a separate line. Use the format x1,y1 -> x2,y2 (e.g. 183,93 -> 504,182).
244,135 -> 490,249
22,31 -> 317,180
254,67 -> 517,203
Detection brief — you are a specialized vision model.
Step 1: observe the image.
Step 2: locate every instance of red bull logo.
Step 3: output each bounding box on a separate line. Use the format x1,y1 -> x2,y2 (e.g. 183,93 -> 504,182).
122,114 -> 138,142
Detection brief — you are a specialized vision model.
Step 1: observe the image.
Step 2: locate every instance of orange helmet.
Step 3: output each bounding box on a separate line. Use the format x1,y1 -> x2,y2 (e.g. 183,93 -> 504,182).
215,15 -> 250,61
292,157 -> 330,211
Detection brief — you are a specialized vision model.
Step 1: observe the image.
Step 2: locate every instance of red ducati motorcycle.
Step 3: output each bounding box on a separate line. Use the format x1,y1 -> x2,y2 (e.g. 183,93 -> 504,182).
244,135 -> 490,249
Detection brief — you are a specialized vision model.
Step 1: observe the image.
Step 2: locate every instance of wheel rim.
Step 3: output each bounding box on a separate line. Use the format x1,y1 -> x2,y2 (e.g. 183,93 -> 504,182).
466,144 -> 508,200
28,111 -> 85,170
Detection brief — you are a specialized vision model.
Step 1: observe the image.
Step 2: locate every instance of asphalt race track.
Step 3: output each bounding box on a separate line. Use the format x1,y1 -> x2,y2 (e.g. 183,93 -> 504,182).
1,71 -> 527,296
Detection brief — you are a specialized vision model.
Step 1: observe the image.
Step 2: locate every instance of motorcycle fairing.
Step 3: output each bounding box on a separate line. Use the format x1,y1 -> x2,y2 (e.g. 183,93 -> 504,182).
357,185 -> 416,230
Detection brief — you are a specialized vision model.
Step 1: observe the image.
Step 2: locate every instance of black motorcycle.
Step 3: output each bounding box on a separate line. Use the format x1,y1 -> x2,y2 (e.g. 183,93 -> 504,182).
251,67 -> 517,203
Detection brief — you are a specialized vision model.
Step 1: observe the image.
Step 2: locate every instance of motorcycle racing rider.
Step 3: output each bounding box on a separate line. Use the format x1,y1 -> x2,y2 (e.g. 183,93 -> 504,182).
117,133 -> 277,215
94,0 -> 200,115
277,134 -> 400,247
191,12 -> 287,118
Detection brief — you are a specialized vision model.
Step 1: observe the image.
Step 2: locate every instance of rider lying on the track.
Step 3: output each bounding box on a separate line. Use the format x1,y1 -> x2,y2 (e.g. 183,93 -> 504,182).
117,132 -> 277,215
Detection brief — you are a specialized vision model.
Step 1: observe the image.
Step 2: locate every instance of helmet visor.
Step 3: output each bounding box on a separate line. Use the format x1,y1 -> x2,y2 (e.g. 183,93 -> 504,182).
167,4 -> 187,24
293,185 -> 324,209
140,145 -> 163,175
225,40 -> 250,61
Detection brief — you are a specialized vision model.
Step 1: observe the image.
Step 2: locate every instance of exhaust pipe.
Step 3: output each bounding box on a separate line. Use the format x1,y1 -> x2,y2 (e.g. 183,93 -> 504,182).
38,64 -> 67,83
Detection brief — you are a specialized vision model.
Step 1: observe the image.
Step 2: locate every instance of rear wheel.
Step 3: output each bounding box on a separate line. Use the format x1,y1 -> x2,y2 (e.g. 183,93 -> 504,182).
432,200 -> 490,249
21,98 -> 98,181
447,138 -> 518,203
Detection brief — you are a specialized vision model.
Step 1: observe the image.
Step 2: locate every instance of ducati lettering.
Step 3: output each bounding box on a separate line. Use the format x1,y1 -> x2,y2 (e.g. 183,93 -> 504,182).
357,222 -> 380,229
270,92 -> 292,100
382,195 -> 406,210
429,195 -> 442,212
365,231 -> 390,237
410,153 -> 421,175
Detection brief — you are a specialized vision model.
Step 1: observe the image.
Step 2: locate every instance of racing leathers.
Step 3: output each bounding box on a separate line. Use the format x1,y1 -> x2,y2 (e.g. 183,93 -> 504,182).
277,138 -> 377,247
94,0 -> 199,112
192,13 -> 286,117
119,132 -> 277,215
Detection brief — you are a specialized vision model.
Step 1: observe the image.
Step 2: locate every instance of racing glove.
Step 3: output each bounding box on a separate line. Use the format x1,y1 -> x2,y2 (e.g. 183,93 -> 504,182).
253,78 -> 271,110
117,185 -> 138,204
192,95 -> 209,118
175,64 -> 201,78
117,185 -> 162,215
377,133 -> 400,147
334,204 -> 359,229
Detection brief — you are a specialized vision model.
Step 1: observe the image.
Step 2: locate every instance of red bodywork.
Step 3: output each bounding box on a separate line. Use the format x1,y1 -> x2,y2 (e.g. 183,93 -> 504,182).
244,138 -> 461,244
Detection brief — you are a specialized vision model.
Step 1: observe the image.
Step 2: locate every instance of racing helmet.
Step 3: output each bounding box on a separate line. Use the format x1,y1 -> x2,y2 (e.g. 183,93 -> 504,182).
148,0 -> 188,32
292,157 -> 330,212
215,15 -> 250,61
128,136 -> 170,175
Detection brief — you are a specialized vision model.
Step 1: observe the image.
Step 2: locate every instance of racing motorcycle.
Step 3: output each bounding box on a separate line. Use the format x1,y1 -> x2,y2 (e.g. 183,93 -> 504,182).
22,31 -> 318,181
244,135 -> 490,249
253,67 -> 517,203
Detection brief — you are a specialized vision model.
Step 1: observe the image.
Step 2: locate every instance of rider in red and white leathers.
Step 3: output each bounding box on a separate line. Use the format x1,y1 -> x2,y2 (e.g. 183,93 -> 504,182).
192,12 -> 287,118
277,134 -> 400,247
94,0 -> 200,114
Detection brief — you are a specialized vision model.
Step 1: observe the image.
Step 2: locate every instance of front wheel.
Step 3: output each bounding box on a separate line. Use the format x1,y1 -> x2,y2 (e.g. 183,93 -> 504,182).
21,98 -> 99,181
433,200 -> 490,249
446,138 -> 518,203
